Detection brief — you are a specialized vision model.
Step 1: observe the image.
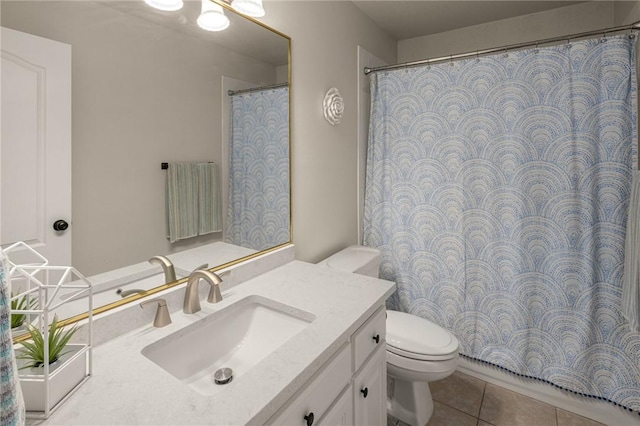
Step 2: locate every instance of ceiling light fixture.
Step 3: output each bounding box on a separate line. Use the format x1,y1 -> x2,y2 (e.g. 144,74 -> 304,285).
144,0 -> 183,12
231,0 -> 265,18
197,0 -> 230,31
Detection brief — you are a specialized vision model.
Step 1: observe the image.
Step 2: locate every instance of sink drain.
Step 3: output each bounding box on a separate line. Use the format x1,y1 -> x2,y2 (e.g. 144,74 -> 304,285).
213,367 -> 233,385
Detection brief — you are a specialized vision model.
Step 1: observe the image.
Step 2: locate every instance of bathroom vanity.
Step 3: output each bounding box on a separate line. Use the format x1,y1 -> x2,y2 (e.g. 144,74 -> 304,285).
28,256 -> 394,425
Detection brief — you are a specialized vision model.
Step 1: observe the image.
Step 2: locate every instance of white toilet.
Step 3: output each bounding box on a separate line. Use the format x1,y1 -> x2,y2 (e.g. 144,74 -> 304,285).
320,245 -> 459,426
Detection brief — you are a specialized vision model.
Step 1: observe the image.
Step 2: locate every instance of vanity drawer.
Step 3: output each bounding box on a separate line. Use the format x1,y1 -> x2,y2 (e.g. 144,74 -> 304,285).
352,305 -> 386,372
268,343 -> 351,426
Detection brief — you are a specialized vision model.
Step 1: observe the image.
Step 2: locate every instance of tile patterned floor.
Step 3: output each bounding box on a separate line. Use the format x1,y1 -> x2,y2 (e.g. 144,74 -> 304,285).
387,372 -> 606,426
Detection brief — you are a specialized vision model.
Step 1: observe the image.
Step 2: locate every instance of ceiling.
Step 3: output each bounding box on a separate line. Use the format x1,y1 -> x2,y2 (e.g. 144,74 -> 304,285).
351,1 -> 590,40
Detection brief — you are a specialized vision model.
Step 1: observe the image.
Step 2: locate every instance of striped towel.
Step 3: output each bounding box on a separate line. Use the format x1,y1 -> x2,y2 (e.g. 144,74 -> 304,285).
167,163 -> 221,243
0,248 -> 25,426
196,163 -> 222,236
167,163 -> 199,243
623,170 -> 640,332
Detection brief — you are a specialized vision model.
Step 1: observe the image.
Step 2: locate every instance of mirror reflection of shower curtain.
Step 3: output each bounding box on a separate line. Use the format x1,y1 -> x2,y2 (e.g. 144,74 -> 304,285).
225,86 -> 289,251
364,35 -> 640,413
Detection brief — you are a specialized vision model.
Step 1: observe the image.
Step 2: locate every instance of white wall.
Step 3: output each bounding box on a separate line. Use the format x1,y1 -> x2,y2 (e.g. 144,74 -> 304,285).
615,0 -> 640,25
261,2 -> 396,263
399,2 -> 615,63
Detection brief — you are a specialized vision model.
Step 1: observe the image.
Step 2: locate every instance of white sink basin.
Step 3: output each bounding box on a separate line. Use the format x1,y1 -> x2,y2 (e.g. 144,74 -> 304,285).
141,295 -> 315,396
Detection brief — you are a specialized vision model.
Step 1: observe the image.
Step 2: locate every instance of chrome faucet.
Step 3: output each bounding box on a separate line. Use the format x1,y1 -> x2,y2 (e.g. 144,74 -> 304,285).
183,270 -> 224,314
148,255 -> 177,283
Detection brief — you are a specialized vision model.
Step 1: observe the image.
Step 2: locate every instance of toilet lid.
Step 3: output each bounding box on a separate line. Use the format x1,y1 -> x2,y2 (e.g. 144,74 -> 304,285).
326,246 -> 380,272
386,310 -> 459,360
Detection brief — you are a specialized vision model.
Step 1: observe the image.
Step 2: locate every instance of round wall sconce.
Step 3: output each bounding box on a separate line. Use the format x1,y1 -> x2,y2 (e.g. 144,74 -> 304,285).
323,88 -> 344,125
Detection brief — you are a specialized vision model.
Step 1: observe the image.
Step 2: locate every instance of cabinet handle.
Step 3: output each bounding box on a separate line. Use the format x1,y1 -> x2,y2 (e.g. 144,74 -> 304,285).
361,387 -> 369,398
373,334 -> 380,344
304,412 -> 314,426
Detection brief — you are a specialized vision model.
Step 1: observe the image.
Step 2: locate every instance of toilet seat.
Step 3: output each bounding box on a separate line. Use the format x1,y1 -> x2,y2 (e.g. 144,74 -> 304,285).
387,343 -> 457,362
386,310 -> 459,361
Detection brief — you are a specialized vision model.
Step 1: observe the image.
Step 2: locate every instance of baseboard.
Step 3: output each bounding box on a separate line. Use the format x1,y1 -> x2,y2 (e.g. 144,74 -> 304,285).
457,358 -> 640,426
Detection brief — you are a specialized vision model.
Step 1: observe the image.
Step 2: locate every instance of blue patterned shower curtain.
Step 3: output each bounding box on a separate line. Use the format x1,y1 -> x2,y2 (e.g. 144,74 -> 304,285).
364,35 -> 640,412
225,86 -> 290,251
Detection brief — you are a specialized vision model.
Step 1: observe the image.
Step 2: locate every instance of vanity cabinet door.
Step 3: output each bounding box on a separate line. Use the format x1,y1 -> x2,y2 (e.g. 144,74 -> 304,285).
353,344 -> 387,426
318,384 -> 353,426
267,343 -> 351,426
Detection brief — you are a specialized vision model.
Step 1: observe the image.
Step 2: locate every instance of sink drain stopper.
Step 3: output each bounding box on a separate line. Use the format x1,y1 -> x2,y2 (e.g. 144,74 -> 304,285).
213,367 -> 233,385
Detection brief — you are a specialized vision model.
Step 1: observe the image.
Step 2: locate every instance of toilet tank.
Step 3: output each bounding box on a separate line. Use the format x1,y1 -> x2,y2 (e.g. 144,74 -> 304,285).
318,245 -> 381,278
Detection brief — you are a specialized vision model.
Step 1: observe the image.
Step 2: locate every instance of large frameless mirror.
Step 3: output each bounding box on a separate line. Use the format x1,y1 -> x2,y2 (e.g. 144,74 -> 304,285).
1,0 -> 290,337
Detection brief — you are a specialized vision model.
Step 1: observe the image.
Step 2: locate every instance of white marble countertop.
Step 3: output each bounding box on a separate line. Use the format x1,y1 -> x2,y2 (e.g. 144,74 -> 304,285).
34,260 -> 395,425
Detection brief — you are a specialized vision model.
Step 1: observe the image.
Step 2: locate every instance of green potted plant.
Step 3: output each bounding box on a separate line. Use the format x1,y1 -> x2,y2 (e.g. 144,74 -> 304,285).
10,292 -> 36,333
16,316 -> 90,414
17,315 -> 77,369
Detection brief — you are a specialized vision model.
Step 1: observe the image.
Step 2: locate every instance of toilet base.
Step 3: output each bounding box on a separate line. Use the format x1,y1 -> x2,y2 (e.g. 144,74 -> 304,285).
387,376 -> 433,426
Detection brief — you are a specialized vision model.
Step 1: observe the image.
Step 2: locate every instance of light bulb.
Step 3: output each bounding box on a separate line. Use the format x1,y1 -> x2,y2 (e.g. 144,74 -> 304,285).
231,0 -> 265,18
144,0 -> 183,12
198,0 -> 230,31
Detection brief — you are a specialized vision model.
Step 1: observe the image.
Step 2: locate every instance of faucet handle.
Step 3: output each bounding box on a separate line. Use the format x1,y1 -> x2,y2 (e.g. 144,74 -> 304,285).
206,271 -> 225,304
208,282 -> 223,304
207,270 -> 230,303
140,298 -> 172,328
117,288 -> 146,298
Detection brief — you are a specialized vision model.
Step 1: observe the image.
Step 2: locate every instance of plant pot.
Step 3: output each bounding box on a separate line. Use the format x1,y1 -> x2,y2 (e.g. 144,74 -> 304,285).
17,343 -> 90,416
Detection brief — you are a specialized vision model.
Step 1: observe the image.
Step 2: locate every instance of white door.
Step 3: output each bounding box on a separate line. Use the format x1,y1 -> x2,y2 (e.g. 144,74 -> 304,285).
1,27 -> 72,266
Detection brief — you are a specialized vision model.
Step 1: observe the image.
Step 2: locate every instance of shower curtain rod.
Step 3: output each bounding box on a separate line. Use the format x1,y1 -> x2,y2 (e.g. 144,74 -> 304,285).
364,21 -> 640,75
228,82 -> 288,96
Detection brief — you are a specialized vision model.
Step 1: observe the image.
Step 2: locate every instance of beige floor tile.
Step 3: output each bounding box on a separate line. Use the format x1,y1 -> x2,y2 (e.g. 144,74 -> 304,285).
556,409 -> 605,426
431,371 -> 486,417
478,421 -> 495,426
427,401 -> 478,426
479,384 -> 557,426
